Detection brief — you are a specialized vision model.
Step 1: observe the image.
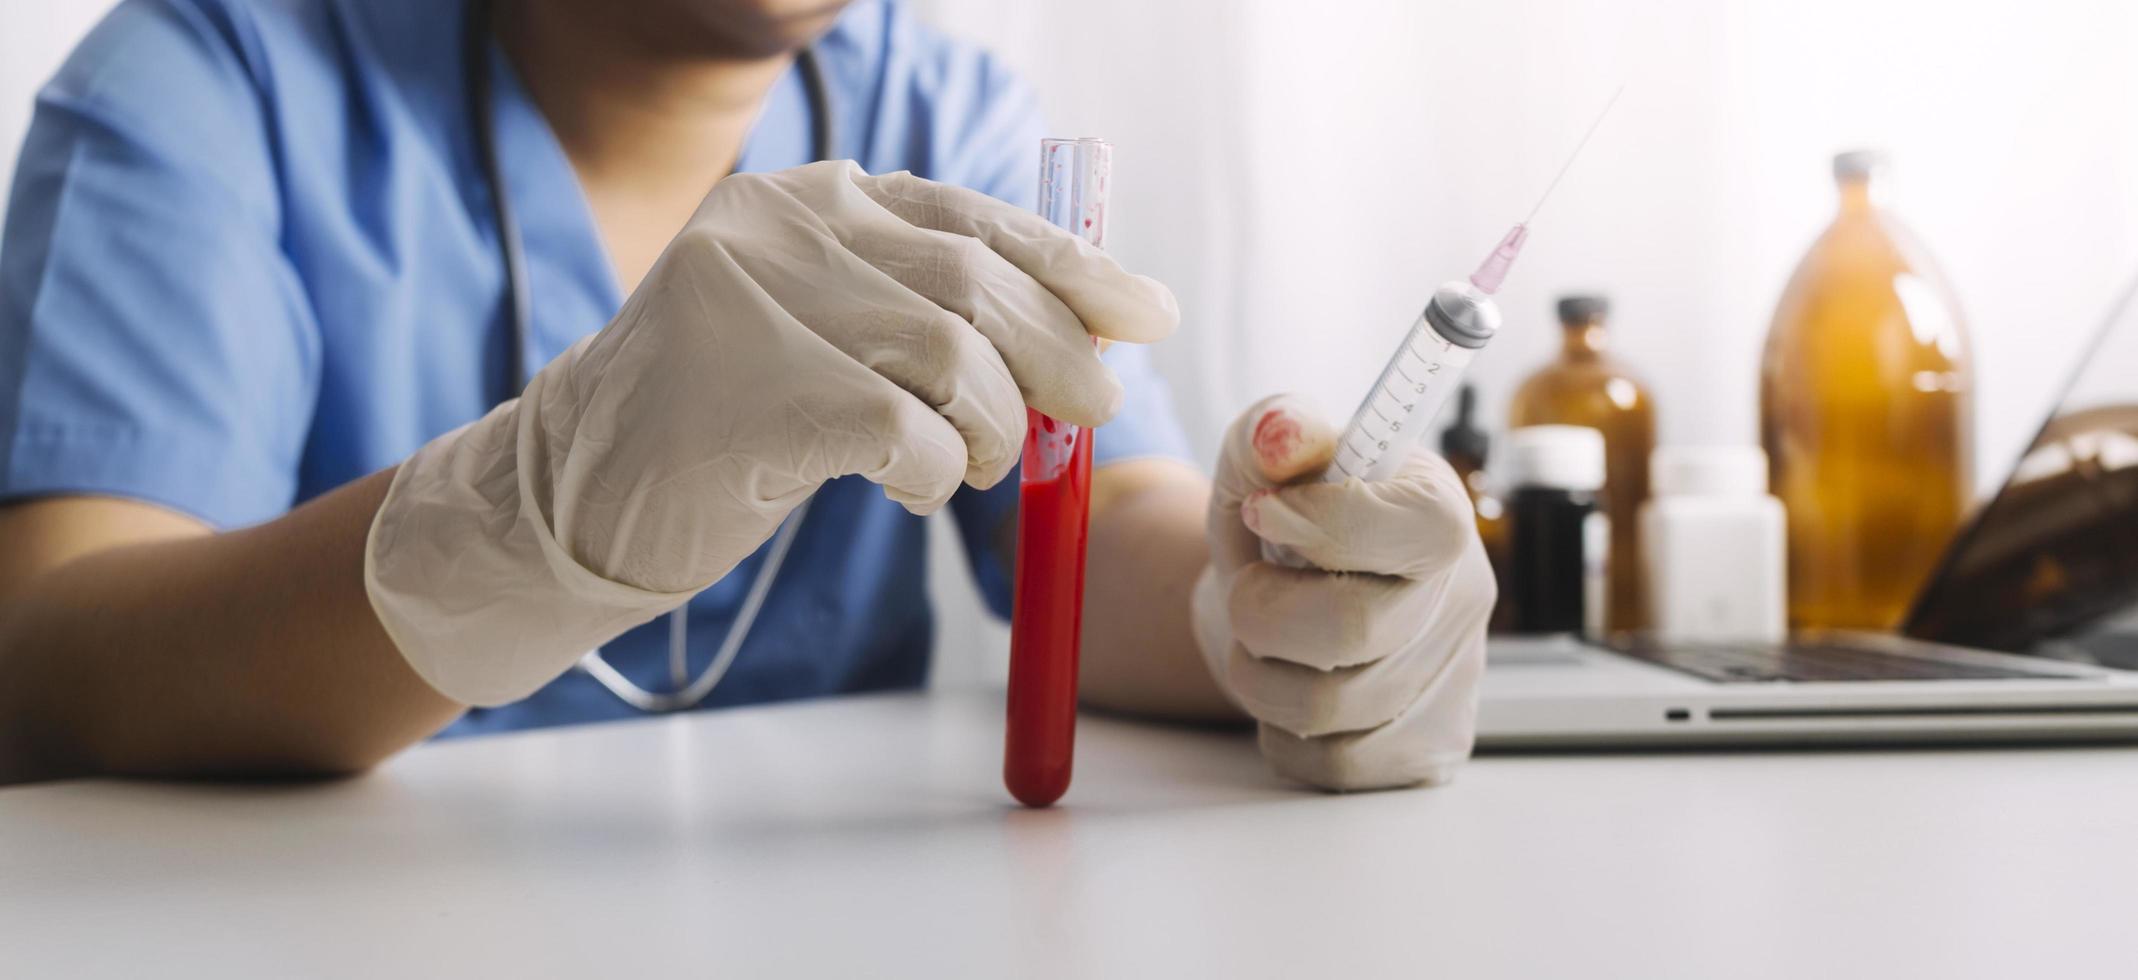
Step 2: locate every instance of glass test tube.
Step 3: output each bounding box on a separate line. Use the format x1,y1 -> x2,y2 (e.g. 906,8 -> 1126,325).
1004,137 -> 1110,808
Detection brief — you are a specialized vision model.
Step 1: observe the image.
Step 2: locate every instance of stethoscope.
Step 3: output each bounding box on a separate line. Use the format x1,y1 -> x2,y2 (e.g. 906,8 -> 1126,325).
462,0 -> 835,712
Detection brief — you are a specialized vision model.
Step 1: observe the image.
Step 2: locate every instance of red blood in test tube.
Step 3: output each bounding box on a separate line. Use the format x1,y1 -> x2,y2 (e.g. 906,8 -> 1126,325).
1007,136 -> 1108,808
1004,408 -> 1094,807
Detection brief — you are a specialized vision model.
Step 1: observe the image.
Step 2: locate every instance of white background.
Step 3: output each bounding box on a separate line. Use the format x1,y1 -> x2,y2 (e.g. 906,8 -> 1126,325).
7,1 -> 2138,684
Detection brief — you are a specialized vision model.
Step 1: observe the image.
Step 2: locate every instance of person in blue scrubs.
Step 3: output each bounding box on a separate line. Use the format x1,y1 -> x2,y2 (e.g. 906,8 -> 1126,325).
0,0 -> 1496,791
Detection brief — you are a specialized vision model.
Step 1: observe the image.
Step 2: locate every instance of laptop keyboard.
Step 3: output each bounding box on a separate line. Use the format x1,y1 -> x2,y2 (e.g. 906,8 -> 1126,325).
1612,640 -> 2073,683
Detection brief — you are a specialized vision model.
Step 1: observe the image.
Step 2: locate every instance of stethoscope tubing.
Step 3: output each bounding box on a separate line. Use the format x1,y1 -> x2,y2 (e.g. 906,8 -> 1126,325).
461,0 -> 837,712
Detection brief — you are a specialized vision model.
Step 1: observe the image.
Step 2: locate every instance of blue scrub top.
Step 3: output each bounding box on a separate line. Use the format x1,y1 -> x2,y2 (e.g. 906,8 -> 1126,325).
0,0 -> 1190,736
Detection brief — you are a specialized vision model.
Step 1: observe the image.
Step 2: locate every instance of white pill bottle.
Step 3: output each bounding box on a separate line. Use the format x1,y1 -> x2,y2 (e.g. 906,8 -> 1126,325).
1639,446 -> 1787,643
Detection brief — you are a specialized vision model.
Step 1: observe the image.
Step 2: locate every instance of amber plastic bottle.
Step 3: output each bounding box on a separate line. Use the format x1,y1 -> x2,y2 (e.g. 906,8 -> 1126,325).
1508,296 -> 1655,634
1760,151 -> 1972,631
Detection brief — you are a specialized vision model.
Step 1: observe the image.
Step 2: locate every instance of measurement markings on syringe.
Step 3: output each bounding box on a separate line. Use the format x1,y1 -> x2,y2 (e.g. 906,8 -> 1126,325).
1344,334 -> 1463,470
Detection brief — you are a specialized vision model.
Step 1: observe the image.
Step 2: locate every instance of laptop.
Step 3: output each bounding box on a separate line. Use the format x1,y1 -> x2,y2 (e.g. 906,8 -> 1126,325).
1477,274 -> 2138,748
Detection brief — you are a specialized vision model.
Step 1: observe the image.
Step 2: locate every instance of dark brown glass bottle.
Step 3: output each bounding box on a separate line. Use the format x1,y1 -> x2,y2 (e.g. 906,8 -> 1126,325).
1503,425 -> 1606,635
1760,151 -> 1971,630
1508,296 -> 1655,634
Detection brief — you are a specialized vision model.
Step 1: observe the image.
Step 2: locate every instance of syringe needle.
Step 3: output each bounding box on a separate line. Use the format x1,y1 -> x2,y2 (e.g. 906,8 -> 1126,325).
1524,81 -> 1627,226
1473,81 -> 1627,294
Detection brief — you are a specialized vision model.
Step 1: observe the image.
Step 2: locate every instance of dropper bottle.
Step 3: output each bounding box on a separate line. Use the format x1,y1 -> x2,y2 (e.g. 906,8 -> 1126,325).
1440,385 -> 1512,630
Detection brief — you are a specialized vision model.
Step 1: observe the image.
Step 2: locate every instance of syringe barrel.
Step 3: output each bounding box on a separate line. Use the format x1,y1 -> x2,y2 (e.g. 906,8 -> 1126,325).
1330,336 -> 1477,484
1265,282 -> 1498,568
1324,282 -> 1499,484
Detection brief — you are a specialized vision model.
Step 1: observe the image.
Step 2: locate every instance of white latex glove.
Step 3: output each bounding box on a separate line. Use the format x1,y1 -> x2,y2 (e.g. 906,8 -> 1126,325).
366,161 -> 1177,706
1192,394 -> 1496,791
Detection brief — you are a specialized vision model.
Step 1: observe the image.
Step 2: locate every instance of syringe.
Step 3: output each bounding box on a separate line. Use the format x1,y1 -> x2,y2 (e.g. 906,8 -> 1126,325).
1318,258 -> 1508,486
1268,85 -> 1622,565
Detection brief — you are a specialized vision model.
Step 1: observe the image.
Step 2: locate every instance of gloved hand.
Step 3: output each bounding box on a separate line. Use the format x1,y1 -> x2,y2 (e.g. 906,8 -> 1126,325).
1192,394 -> 1496,791
366,161 -> 1177,706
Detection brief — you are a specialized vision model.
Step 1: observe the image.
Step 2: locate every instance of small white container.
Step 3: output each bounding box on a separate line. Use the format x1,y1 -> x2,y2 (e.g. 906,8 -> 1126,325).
1639,446 -> 1787,643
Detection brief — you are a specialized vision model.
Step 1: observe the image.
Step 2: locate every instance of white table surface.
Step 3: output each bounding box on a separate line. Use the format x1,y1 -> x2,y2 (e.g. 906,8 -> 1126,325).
4,689 -> 2136,979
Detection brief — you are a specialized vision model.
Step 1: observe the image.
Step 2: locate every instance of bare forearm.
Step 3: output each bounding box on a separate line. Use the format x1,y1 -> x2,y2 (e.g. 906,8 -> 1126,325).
1078,460 -> 1242,722
0,469 -> 462,784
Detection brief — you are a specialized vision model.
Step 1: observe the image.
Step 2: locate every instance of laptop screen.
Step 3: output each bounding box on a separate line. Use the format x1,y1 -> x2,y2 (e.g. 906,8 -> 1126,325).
1905,276 -> 2138,665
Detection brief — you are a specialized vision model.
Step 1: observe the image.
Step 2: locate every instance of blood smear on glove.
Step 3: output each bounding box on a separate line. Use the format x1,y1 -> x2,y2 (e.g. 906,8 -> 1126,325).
1005,410 -> 1093,807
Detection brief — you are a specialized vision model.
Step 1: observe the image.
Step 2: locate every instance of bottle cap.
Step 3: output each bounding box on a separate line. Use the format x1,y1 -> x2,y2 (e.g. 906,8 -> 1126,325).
1556,295 -> 1610,325
1651,445 -> 1769,497
1439,385 -> 1489,465
1504,425 -> 1605,492
1832,149 -> 1888,182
